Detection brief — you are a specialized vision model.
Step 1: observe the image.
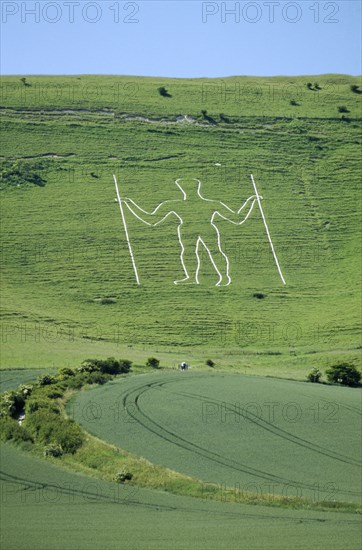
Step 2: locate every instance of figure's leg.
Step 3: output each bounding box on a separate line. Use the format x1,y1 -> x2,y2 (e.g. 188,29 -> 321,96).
174,227 -> 199,284
199,233 -> 231,286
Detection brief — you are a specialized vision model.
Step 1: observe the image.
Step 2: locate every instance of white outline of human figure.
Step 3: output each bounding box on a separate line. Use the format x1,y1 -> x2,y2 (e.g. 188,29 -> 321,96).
122,178 -> 261,286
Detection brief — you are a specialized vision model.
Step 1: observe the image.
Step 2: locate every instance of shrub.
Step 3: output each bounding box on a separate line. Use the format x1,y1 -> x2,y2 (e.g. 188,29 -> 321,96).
253,293 -> 265,299
80,358 -> 132,375
350,84 -> 361,94
44,387 -> 64,399
290,100 -> 298,106
326,364 -> 361,387
38,374 -> 57,386
25,397 -> 60,415
58,367 -> 76,379
20,77 -> 31,86
307,368 -> 322,383
0,159 -> 47,188
44,444 -> 63,458
146,357 -> 160,369
158,86 -> 172,98
100,297 -> 116,304
0,390 -> 25,418
64,374 -> 88,390
306,82 -> 313,90
51,419 -> 84,454
80,371 -> 112,385
0,416 -> 33,443
206,359 -> 215,368
338,106 -> 349,113
25,409 -> 84,453
78,360 -> 101,374
115,471 -> 133,483
219,113 -> 230,123
314,83 -> 321,90
19,384 -> 33,398
100,358 -> 132,375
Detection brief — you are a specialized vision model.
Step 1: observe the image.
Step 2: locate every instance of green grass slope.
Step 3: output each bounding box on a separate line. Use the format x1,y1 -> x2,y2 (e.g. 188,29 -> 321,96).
1,75 -> 361,373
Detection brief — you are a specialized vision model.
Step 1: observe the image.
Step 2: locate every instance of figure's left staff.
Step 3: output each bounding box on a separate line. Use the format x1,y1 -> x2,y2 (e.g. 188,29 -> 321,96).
113,174 -> 140,285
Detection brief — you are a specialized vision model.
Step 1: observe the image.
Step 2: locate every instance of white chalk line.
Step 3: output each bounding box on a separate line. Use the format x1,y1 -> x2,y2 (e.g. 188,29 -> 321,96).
113,175 -> 140,285
250,174 -> 286,285
121,178 -> 258,286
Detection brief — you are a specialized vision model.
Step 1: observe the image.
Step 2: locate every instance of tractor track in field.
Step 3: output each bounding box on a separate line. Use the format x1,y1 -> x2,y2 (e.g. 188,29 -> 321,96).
158,383 -> 362,468
120,378 -> 360,498
3,467 -> 355,524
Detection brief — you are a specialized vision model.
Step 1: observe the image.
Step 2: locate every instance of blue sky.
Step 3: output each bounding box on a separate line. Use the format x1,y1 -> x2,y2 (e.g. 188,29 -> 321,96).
1,1 -> 361,76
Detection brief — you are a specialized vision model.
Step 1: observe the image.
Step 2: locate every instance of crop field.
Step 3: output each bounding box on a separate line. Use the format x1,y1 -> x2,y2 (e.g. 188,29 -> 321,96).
2,442 -> 361,550
71,371 -> 362,504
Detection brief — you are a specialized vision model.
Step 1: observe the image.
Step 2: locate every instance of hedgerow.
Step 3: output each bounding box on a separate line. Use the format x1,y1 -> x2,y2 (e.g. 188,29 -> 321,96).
0,357 -> 132,455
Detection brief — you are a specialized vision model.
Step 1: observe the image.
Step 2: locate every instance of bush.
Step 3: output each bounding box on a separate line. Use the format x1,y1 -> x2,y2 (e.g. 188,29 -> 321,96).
115,471 -> 133,483
64,374 -> 88,390
0,416 -> 33,443
20,77 -> 31,87
25,396 -> 60,415
219,113 -> 230,123
307,368 -> 322,383
350,84 -> 361,94
78,360 -> 101,374
51,419 -> 84,454
100,297 -> 116,304
253,292 -> 265,299
146,357 -> 160,369
0,159 -> 47,188
19,384 -> 34,398
158,86 -> 172,98
38,374 -> 57,386
44,444 -> 63,458
290,100 -> 298,106
0,390 -> 25,418
58,367 -> 76,379
338,106 -> 349,113
80,358 -> 132,375
326,364 -> 361,387
80,371 -> 112,385
206,359 -> 215,368
25,409 -> 84,453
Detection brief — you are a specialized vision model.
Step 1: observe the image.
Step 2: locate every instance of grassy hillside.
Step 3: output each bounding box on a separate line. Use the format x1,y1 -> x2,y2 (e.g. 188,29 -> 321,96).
1,75 -> 361,374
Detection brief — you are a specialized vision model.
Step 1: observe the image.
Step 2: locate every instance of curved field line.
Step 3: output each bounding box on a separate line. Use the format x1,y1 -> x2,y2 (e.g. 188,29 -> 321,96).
162,385 -> 362,468
4,469 -> 357,525
120,380 -> 360,497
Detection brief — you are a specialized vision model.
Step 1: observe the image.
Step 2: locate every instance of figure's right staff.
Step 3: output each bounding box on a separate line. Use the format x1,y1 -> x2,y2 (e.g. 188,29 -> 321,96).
250,174 -> 286,285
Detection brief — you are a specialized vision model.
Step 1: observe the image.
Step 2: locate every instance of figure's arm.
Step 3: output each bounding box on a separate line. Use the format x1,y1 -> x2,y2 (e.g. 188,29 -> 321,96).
214,195 -> 261,225
122,198 -> 180,226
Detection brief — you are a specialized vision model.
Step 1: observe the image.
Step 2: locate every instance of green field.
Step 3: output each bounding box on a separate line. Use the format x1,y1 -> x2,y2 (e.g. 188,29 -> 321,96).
1,370 -> 361,550
1,74 -> 362,375
71,371 -> 362,504
2,442 -> 361,550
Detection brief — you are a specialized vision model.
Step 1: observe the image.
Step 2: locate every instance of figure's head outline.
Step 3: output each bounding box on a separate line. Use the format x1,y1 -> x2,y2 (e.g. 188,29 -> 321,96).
175,178 -> 202,200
